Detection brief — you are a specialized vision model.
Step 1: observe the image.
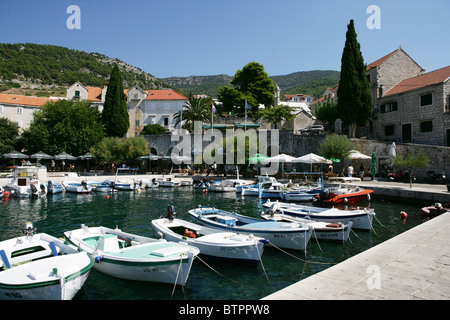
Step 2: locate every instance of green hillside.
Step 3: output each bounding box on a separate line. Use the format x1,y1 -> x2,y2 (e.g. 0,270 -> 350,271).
0,43 -> 168,90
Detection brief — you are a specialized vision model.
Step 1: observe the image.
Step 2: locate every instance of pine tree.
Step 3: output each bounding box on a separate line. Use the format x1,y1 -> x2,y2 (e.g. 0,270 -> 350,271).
337,20 -> 372,138
102,64 -> 129,137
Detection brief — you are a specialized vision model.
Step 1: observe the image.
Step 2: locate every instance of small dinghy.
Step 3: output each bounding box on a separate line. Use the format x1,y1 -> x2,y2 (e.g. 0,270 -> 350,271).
152,206 -> 267,266
188,206 -> 313,251
45,180 -> 64,194
63,180 -> 92,193
0,222 -> 93,300
64,225 -> 199,286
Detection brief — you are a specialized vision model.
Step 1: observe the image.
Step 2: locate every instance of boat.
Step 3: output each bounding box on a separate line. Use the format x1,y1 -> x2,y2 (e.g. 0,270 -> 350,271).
281,187 -> 322,202
140,178 -> 159,188
314,185 -> 373,204
152,206 -> 267,266
45,180 -> 64,194
179,178 -> 193,186
104,167 -> 142,191
64,225 -> 199,285
0,186 -> 4,199
241,176 -> 284,198
420,202 -> 450,216
87,181 -> 116,193
5,166 -> 47,198
208,178 -> 255,192
193,178 -> 213,189
188,206 -> 313,251
63,180 -> 92,193
262,200 -> 375,231
0,222 -> 93,300
260,203 -> 353,242
156,176 -> 181,187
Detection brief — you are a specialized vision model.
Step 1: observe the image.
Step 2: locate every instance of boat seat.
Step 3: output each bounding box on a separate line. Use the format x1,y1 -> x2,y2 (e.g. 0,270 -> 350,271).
0,241 -> 61,268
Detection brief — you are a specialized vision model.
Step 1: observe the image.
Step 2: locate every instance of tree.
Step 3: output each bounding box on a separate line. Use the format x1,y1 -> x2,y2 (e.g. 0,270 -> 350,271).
253,104 -> 295,128
394,150 -> 429,188
0,117 -> 19,155
102,64 -> 129,137
319,134 -> 353,161
141,123 -> 167,135
20,100 -> 104,155
337,20 -> 372,138
173,93 -> 213,132
315,101 -> 339,132
218,62 -> 276,113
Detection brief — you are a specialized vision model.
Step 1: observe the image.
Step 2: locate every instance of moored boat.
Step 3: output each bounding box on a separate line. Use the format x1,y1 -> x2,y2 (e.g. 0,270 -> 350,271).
5,166 -> 47,198
152,206 -> 267,266
0,222 -> 93,300
260,203 -> 352,242
263,200 -> 375,231
314,185 -> 373,204
64,225 -> 199,286
63,180 -> 92,193
188,206 -> 313,251
45,180 -> 64,194
281,186 -> 322,202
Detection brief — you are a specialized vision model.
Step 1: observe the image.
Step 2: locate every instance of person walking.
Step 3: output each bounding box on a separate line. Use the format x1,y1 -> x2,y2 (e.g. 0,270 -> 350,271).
348,164 -> 354,177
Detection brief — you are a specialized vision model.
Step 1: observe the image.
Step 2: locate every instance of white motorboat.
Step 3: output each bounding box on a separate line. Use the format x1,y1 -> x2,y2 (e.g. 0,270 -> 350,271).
45,180 -> 64,194
152,206 -> 267,266
241,176 -> 284,198
188,206 -> 313,251
63,180 -> 92,193
260,202 -> 352,242
208,178 -> 254,192
87,181 -> 116,193
156,176 -> 181,187
262,200 -> 375,231
64,225 -> 199,286
5,166 -> 47,198
281,186 -> 322,202
0,222 -> 93,300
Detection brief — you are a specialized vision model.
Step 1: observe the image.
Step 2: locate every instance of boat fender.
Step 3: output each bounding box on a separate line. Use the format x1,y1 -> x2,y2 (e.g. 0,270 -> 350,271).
184,229 -> 197,238
366,193 -> 371,201
259,239 -> 270,244
343,197 -> 348,203
94,255 -> 103,263
400,211 -> 408,219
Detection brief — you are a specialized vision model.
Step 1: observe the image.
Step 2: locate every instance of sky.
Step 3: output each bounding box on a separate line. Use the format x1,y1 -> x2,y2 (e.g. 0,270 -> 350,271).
0,0 -> 449,79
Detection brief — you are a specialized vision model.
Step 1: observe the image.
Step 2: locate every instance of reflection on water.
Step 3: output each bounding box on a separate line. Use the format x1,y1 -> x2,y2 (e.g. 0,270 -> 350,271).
0,186 -> 432,300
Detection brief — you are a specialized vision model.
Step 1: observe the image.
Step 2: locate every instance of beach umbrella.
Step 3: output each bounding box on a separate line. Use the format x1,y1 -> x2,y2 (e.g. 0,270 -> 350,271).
389,142 -> 396,159
54,152 -> 77,161
78,152 -> 94,171
262,153 -> 297,164
347,150 -> 372,160
371,152 -> 378,177
248,153 -> 268,164
30,151 -> 53,160
2,150 -> 30,159
294,153 -> 332,171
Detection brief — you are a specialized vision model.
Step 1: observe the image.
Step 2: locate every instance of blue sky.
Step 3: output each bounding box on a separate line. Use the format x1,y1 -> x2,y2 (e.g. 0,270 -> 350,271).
0,0 -> 449,78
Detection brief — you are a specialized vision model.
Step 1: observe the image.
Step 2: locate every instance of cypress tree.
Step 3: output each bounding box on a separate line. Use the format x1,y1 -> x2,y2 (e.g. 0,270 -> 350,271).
337,20 -> 372,138
102,64 -> 129,137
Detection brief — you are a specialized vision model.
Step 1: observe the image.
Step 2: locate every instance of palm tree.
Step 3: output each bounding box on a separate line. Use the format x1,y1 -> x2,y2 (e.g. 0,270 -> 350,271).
174,94 -> 214,132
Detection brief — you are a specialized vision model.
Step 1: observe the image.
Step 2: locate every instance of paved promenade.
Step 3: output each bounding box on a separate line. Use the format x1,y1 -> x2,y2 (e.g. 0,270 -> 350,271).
263,211 -> 450,300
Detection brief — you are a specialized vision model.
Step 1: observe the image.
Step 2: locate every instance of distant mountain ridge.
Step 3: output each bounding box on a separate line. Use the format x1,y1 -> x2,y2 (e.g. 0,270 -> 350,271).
163,70 -> 340,98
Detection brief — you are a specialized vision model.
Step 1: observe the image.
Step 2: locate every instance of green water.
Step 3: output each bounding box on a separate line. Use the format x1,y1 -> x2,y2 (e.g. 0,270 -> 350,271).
0,187 -> 431,300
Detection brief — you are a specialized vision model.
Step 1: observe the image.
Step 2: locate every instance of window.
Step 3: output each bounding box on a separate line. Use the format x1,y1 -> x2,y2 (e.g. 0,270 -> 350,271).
384,125 -> 395,136
380,102 -> 398,113
420,93 -> 432,106
74,90 -> 80,97
420,120 -> 433,133
163,117 -> 169,127
0,105 -> 3,113
135,120 -> 140,127
16,107 -> 23,114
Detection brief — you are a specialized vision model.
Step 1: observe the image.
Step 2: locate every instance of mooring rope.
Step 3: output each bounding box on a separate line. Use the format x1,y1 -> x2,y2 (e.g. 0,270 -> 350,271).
256,243 -> 274,292
171,255 -> 184,299
267,242 -> 336,265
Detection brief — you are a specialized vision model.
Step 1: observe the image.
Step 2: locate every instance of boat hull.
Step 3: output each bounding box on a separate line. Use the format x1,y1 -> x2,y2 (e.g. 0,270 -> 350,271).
152,218 -> 265,266
188,207 -> 313,251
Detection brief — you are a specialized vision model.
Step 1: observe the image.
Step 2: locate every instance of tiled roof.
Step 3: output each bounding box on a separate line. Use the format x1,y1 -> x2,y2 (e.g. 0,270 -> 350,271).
366,49 -> 399,70
86,86 -> 102,101
384,65 -> 450,97
0,93 -> 56,107
145,90 -> 187,100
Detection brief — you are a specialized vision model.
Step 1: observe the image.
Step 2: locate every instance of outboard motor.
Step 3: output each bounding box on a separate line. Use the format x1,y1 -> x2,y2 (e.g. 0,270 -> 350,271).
30,183 -> 39,198
167,205 -> 177,221
22,221 -> 37,236
48,180 -> 53,192
81,180 -> 88,190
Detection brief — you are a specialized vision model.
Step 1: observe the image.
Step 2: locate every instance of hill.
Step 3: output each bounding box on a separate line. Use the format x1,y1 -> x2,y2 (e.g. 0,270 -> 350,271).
163,70 -> 340,99
0,43 -> 169,94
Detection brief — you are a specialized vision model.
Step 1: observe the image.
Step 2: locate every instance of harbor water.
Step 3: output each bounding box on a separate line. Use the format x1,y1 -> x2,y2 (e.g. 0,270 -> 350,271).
0,186 -> 430,300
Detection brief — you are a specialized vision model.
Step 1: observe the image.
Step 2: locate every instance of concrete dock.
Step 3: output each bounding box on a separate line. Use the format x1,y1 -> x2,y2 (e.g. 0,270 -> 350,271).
263,210 -> 450,300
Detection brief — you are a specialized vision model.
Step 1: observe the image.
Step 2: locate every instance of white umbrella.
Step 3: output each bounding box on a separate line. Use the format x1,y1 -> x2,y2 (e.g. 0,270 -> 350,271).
347,150 -> 371,160
262,153 -> 297,164
389,142 -> 396,158
294,153 -> 332,172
